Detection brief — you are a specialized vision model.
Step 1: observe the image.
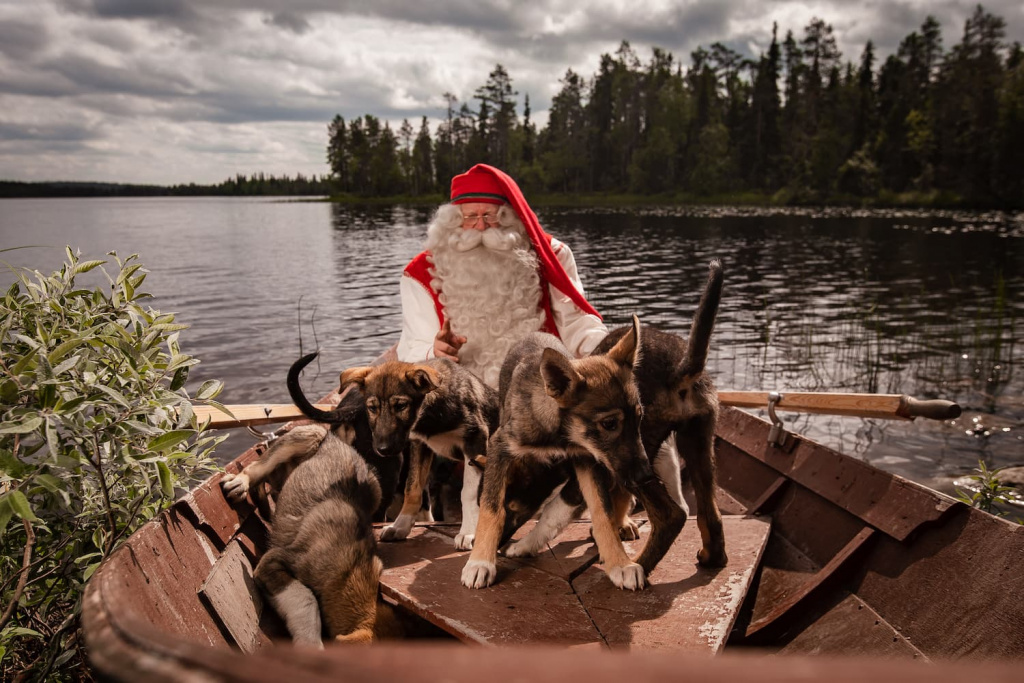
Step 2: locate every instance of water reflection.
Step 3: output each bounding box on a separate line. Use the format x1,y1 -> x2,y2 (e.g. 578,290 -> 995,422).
0,197 -> 1020,493
536,208 -> 1023,490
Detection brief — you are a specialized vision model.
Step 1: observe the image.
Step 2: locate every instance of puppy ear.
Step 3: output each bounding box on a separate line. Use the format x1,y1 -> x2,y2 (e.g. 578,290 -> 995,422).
339,366 -> 373,391
540,347 -> 581,407
406,366 -> 441,393
606,314 -> 641,369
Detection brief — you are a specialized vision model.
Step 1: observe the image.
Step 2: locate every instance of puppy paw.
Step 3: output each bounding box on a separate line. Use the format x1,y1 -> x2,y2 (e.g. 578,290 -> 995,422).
606,563 -> 646,591
461,559 -> 497,589
380,515 -> 414,542
335,628 -> 373,644
697,546 -> 729,568
453,533 -> 475,550
220,472 -> 251,502
618,519 -> 641,541
503,539 -> 539,558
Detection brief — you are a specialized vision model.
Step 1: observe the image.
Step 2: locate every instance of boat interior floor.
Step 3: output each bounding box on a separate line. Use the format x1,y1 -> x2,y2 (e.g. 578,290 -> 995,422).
377,514 -> 771,651
199,510 -> 770,653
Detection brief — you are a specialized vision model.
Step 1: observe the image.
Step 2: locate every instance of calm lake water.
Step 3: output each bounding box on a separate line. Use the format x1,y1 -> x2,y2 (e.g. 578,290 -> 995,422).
1,197 -> 1021,495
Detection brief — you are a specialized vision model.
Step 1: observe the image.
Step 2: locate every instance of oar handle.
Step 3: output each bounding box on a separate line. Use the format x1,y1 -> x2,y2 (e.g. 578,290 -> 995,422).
717,391 -> 961,422
898,396 -> 962,421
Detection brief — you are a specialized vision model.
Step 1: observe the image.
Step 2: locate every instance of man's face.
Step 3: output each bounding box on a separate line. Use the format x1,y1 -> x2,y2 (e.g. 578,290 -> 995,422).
459,202 -> 501,231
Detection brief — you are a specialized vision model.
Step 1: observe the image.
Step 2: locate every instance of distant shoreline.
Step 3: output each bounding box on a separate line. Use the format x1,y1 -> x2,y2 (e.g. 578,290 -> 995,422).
2,180 -> 1019,211
0,176 -> 330,199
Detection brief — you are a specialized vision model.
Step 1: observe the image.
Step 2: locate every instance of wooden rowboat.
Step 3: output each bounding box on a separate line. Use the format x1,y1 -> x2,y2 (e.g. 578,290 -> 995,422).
82,390 -> 1024,681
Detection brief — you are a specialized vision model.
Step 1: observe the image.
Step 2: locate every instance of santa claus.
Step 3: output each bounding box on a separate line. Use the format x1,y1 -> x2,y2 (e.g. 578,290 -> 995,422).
397,164 -> 607,387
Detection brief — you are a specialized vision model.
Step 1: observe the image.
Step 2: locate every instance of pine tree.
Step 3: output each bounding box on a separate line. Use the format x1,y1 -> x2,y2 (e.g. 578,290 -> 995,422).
326,115 -> 349,192
933,5 -> 1007,199
412,116 -> 434,196
474,64 -> 519,168
539,70 -> 588,192
749,24 -> 783,190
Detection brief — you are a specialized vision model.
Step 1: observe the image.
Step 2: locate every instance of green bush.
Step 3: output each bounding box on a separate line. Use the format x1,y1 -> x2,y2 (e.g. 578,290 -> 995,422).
0,249 -> 225,680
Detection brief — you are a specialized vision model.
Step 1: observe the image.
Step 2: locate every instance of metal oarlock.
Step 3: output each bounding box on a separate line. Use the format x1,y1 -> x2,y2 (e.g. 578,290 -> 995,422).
767,392 -> 789,448
245,407 -> 281,443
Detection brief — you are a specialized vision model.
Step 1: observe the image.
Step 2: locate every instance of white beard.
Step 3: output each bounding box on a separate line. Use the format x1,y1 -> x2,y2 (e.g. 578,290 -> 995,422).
426,205 -> 548,388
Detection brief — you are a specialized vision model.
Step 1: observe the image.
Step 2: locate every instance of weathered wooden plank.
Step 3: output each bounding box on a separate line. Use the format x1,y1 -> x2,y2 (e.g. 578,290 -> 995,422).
575,515 -> 771,652
198,541 -> 272,653
91,509 -> 231,648
176,473 -> 251,550
778,592 -> 927,659
716,407 -> 955,541
855,507 -> 1024,660
503,519 -> 603,581
745,527 -> 876,638
377,527 -> 605,647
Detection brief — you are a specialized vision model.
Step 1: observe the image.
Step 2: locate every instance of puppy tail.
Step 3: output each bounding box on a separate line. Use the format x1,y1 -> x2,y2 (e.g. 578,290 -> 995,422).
288,352 -> 365,424
677,259 -> 724,380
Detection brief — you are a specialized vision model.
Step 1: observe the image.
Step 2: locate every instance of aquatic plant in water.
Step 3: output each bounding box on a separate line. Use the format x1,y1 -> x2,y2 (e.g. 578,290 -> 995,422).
955,459 -> 1024,519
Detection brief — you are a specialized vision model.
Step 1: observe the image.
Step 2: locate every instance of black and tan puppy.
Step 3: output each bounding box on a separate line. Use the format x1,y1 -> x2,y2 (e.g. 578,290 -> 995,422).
600,260 -> 727,568
462,316 -> 686,591
503,261 -> 727,569
301,353 -> 499,550
249,423 -> 402,646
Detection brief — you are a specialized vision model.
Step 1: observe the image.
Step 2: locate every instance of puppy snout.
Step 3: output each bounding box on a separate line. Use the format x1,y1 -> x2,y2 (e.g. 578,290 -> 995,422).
620,450 -> 654,493
374,441 -> 404,457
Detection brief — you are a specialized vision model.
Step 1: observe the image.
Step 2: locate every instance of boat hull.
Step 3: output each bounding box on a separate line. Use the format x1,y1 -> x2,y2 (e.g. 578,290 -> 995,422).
83,406 -> 1024,680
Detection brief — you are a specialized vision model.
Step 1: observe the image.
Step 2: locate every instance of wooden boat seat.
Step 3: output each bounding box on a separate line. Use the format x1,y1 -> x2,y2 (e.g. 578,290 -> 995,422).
377,514 -> 770,651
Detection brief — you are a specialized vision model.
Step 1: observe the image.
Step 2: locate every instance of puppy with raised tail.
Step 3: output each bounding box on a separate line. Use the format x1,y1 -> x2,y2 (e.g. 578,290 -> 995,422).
462,315 -> 686,591
503,260 -> 728,570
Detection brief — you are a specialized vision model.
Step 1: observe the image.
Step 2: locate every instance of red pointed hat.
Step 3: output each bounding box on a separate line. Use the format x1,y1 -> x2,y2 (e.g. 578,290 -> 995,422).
449,164 -> 601,320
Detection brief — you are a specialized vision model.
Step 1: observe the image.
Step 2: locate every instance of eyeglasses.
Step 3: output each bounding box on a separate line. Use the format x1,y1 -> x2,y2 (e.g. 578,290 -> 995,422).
461,211 -> 500,228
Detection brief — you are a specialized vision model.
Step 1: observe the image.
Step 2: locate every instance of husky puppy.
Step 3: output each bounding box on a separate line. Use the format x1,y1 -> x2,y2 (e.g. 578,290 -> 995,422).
294,353 -> 499,551
502,261 -> 728,569
249,423 -> 402,646
461,316 -> 686,591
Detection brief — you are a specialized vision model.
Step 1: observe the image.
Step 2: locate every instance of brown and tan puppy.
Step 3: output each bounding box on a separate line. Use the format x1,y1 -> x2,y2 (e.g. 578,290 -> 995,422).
501,261 -> 728,570
462,316 -> 686,591
251,423 -> 402,646
308,355 -> 499,550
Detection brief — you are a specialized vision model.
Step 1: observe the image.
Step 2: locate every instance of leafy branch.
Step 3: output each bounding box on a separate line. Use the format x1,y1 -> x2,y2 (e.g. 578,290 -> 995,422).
0,248 -> 226,680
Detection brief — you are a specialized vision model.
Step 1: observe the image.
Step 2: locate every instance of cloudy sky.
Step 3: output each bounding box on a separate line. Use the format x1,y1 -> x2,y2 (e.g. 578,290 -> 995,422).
1,0 -> 1021,186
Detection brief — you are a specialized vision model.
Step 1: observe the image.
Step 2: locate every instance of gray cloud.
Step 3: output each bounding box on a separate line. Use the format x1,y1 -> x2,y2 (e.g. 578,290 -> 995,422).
0,121 -> 99,142
225,0 -> 523,33
0,20 -> 49,60
1,0 -> 1022,184
59,0 -> 200,22
263,11 -> 312,35
43,53 -> 198,98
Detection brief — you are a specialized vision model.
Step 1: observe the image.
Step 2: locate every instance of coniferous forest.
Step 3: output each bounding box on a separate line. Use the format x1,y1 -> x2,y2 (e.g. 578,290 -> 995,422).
326,7 -> 1024,207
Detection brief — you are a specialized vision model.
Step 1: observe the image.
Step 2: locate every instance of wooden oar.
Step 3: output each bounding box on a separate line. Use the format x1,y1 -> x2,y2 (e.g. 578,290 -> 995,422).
191,404 -> 334,430
716,391 -> 961,421
190,391 -> 961,431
